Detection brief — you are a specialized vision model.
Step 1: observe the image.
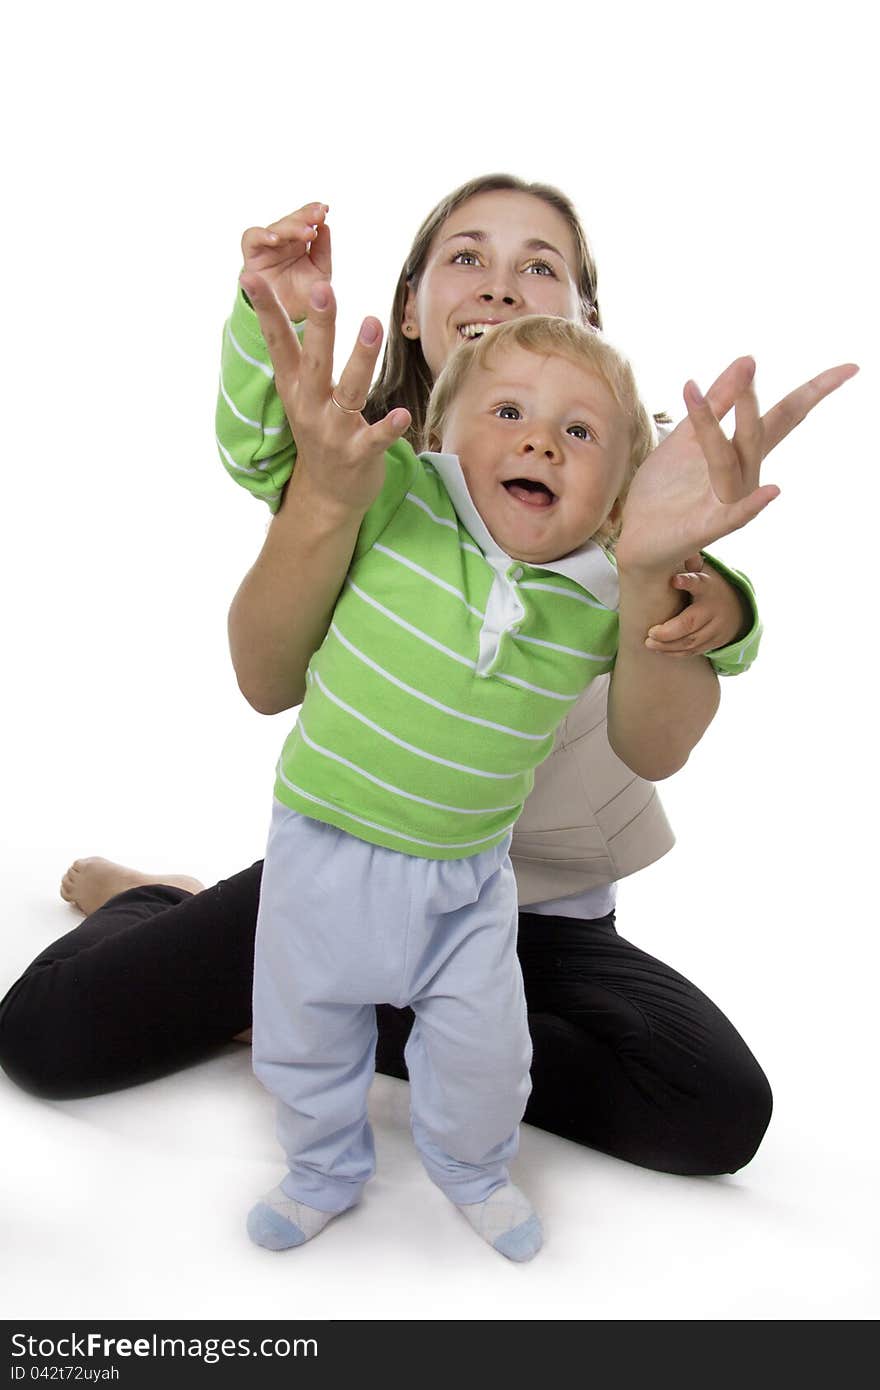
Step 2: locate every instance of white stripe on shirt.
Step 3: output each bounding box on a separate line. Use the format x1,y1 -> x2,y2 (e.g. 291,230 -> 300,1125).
295,721 -> 519,815
372,545 -> 485,619
518,580 -> 611,611
218,374 -> 286,435
514,633 -> 615,662
346,580 -> 477,670
216,438 -> 278,476
275,768 -> 517,851
310,670 -> 519,779
226,324 -> 274,379
329,623 -> 552,741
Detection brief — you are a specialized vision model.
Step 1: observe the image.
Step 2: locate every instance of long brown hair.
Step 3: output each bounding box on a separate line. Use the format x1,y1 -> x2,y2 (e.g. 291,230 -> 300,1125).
363,174 -> 602,443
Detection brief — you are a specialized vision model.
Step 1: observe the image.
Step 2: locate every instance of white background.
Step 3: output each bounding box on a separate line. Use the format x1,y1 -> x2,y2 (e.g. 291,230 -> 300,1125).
1,0 -> 877,1321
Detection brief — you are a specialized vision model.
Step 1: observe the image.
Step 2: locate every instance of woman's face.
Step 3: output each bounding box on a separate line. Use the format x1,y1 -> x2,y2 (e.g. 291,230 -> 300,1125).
403,190 -> 584,380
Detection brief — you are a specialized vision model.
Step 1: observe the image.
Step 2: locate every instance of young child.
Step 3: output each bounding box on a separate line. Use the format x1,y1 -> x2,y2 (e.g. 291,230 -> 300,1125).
247,315 -> 658,1262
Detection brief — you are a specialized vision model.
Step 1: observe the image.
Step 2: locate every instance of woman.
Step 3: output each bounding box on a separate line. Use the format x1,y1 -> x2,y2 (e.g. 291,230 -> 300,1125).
6,172 -> 839,1175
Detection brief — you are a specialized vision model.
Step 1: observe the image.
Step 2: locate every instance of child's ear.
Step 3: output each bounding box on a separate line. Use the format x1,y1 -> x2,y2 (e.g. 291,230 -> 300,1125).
402,283 -> 421,340
597,498 -> 625,549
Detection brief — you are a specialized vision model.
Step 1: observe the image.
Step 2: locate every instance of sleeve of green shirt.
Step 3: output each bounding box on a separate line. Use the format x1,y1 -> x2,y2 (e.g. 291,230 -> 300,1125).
216,286 -> 419,543
215,289 -> 297,512
700,554 -> 763,676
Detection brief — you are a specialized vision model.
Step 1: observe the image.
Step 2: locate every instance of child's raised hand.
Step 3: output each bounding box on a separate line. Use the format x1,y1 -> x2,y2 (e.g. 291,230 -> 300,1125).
239,271 -> 411,516
616,356 -> 858,578
241,202 -> 333,324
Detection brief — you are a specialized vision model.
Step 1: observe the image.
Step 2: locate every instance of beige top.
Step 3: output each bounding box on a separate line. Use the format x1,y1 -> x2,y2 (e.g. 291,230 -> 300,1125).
510,674 -> 675,906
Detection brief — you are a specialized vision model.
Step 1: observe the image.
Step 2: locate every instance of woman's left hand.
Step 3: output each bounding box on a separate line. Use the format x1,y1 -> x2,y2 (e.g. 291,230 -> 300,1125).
615,356 -> 858,580
643,555 -> 750,655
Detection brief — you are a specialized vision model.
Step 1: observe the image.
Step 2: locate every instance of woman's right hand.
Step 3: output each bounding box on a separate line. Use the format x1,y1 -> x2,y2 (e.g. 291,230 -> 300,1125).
241,202 -> 333,323
239,272 -> 411,518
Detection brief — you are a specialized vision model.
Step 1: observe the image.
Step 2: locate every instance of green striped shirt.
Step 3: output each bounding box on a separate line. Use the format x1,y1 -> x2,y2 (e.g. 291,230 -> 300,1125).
276,444 -> 621,856
215,291 -> 764,857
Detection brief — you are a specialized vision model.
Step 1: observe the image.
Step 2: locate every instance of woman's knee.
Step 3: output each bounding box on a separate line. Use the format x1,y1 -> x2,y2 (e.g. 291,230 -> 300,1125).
630,1043 -> 774,1177
691,1054 -> 774,1175
523,1009 -> 773,1176
0,977 -> 84,1099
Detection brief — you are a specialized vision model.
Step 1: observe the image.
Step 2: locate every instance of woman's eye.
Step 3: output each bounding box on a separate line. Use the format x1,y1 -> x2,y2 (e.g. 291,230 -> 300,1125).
451,250 -> 480,266
567,424 -> 593,441
496,405 -> 521,420
523,259 -> 555,277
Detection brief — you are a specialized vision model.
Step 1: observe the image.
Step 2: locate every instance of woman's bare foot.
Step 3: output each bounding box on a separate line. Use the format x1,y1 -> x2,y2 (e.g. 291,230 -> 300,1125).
59,857 -> 206,916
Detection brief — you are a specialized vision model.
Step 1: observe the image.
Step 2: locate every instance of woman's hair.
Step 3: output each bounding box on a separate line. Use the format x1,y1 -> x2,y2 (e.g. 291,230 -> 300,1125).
424,315 -> 657,549
363,173 -> 602,444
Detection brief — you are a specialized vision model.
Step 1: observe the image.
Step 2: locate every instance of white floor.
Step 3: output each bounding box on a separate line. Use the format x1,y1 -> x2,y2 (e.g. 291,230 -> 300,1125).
1,834 -> 877,1322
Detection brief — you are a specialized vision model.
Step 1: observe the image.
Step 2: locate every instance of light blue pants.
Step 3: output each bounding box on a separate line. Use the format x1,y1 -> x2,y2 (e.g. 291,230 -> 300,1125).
252,803 -> 532,1213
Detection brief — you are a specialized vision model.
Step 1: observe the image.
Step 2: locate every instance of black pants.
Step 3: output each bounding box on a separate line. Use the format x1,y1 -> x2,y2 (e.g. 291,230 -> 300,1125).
0,861 -> 771,1176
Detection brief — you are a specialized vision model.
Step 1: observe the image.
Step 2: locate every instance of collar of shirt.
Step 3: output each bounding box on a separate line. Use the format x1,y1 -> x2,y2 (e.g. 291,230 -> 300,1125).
422,451 -> 620,611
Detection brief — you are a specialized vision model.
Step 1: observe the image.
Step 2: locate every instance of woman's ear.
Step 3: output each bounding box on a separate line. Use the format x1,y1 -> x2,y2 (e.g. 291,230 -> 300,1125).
402,283 -> 420,340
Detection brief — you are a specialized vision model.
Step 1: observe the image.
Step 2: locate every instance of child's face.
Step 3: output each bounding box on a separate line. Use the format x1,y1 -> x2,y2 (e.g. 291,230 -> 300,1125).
440,345 -> 631,565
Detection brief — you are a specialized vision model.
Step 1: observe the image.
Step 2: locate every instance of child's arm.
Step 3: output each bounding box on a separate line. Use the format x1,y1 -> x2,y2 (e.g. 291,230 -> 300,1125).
227,276 -> 411,713
607,356 -> 858,780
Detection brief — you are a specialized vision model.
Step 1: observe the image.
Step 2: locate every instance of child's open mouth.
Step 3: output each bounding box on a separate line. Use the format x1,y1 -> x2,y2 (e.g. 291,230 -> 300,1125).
503,478 -> 556,508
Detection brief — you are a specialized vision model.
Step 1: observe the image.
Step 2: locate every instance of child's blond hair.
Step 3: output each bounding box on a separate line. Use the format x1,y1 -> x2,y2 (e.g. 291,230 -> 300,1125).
423,316 -> 657,548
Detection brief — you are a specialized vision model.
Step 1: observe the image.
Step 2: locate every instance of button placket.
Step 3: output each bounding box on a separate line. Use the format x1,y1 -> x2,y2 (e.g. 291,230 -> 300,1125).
476,560 -> 527,676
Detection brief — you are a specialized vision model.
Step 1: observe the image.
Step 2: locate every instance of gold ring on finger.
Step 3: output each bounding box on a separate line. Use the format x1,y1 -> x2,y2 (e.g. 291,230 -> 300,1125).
331,391 -> 366,415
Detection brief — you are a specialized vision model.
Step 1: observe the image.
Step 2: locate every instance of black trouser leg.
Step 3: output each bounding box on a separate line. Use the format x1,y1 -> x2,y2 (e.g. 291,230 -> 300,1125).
0,863 -> 263,1098
378,911 -> 772,1177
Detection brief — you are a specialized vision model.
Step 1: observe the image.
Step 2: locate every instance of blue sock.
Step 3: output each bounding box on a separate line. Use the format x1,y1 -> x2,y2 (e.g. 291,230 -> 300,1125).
457,1183 -> 543,1262
247,1186 -> 337,1251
